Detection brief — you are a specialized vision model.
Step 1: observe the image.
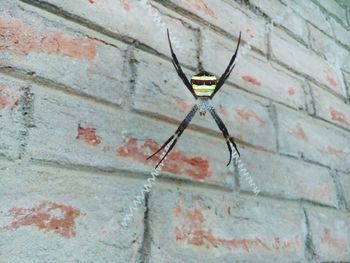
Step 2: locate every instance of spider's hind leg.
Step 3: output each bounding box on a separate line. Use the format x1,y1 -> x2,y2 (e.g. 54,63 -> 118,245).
146,135 -> 174,161
228,136 -> 240,165
208,105 -> 240,166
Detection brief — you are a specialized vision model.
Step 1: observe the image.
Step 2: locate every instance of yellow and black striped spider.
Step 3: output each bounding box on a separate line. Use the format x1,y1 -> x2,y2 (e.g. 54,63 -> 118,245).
147,29 -> 241,168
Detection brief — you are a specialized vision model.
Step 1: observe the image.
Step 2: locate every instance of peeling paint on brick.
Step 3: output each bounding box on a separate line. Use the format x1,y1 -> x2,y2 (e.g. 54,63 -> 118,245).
288,87 -> 296,96
6,201 -> 80,239
241,75 -> 261,87
296,182 -> 330,199
76,124 -> 102,146
319,146 -> 348,161
0,86 -> 19,111
219,105 -> 228,117
329,107 -> 349,126
174,207 -> 301,252
320,228 -> 348,253
116,138 -> 212,180
236,108 -> 265,127
245,28 -> 255,39
289,124 -> 308,142
173,204 -> 183,218
174,97 -> 193,111
119,0 -> 130,11
0,17 -> 101,59
324,69 -> 338,89
184,0 -> 217,18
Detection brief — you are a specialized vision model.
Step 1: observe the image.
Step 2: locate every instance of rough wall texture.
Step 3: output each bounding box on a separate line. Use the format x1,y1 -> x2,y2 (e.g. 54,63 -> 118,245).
0,0 -> 349,262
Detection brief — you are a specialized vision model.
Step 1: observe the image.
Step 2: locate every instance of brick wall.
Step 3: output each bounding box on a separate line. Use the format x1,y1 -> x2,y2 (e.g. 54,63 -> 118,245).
0,0 -> 349,262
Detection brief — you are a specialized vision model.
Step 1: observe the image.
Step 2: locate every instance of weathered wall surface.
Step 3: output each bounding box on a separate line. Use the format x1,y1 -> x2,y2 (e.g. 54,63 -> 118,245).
0,0 -> 349,262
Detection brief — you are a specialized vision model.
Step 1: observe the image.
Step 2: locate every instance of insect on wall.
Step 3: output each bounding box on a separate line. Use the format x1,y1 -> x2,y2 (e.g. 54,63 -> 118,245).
147,29 -> 242,168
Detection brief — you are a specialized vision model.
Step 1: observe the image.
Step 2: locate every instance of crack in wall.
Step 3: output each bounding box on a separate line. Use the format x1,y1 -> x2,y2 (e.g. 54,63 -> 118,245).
123,46 -> 137,110
138,192 -> 151,263
267,102 -> 279,152
195,28 -> 204,72
303,208 -> 317,262
330,169 -> 348,210
304,81 -> 316,116
17,85 -> 34,160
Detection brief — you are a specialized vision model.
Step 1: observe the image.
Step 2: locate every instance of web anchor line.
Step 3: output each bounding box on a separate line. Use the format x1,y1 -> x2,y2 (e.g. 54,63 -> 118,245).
120,143 -> 170,228
230,141 -> 260,196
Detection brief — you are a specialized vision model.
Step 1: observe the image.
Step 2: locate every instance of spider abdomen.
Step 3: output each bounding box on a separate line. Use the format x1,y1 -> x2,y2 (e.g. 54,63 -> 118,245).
191,73 -> 217,98
192,85 -> 216,97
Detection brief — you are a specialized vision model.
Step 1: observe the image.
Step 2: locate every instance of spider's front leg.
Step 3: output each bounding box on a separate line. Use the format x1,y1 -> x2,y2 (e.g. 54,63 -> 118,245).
147,104 -> 199,168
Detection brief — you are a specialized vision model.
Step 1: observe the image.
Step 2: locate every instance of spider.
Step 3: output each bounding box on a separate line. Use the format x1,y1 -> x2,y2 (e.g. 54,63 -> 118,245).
147,29 -> 242,168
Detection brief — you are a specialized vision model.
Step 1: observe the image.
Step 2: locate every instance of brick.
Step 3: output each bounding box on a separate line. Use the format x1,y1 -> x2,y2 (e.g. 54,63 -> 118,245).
239,147 -> 338,207
338,171 -> 350,209
0,160 -> 145,262
25,0 -> 198,67
309,22 -> 350,76
309,23 -> 337,56
305,207 -> 350,262
343,71 -> 350,98
276,105 -> 350,172
249,0 -> 308,42
330,17 -> 350,48
147,186 -> 306,262
0,1 -> 128,106
201,30 -> 306,110
163,0 -> 267,53
25,82 -> 241,188
133,49 -> 277,151
312,82 -> 350,130
312,0 -> 347,23
271,29 -> 347,98
0,75 -> 25,160
280,0 -> 332,34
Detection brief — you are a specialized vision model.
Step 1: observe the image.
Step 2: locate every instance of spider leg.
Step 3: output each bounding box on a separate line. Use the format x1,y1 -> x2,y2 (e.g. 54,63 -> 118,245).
167,29 -> 198,99
147,104 -> 199,168
210,32 -> 241,99
208,105 -> 240,166
146,135 -> 174,160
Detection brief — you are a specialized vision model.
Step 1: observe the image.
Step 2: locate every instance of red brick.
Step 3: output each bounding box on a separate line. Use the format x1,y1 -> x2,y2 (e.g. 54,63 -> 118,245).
0,85 -> 19,111
306,207 -> 350,261
76,124 -> 103,146
276,105 -> 350,172
25,0 -> 198,67
165,0 -> 267,53
0,160 -> 145,262
312,83 -> 350,130
6,201 -> 80,239
239,147 -> 338,207
315,0 -> 347,23
338,171 -> 350,209
308,24 -> 350,76
280,0 -> 331,33
202,30 -> 307,110
132,49 -> 277,152
148,187 -> 306,262
26,81 -> 238,188
0,75 -> 25,160
330,18 -> 350,49
0,4 -> 128,106
249,0 -> 308,42
0,17 -> 101,59
271,29 -> 347,98
116,138 -> 212,180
